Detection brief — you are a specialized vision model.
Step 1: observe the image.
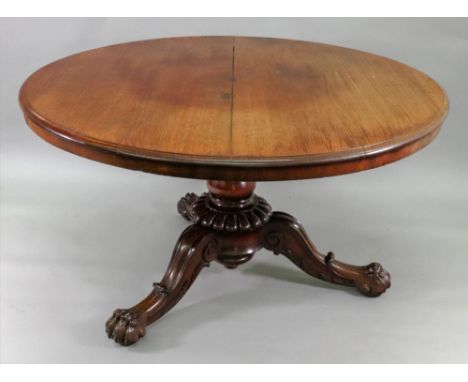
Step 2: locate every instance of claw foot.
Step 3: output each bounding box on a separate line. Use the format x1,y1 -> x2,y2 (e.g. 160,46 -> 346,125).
177,193 -> 198,221
355,262 -> 391,297
105,309 -> 146,346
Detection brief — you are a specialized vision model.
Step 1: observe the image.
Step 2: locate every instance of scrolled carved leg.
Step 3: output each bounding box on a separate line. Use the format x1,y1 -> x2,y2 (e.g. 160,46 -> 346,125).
106,181 -> 391,347
105,224 -> 219,346
261,211 -> 391,297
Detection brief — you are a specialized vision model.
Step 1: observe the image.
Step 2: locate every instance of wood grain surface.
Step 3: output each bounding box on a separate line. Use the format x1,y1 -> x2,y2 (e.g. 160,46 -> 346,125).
19,36 -> 448,181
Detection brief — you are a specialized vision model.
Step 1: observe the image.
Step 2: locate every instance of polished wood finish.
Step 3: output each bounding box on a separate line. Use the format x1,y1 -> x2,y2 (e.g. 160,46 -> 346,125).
262,212 -> 390,297
207,180 -> 255,198
19,37 -> 443,346
106,184 -> 390,346
106,223 -> 219,346
19,36 -> 448,181
178,181 -> 272,232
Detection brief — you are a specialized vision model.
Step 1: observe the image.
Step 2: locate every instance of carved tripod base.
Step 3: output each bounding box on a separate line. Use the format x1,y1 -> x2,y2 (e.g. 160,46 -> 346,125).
106,181 -> 391,346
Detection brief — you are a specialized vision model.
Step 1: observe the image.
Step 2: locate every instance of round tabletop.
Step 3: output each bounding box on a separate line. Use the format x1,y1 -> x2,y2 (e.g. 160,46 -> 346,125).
19,36 -> 448,181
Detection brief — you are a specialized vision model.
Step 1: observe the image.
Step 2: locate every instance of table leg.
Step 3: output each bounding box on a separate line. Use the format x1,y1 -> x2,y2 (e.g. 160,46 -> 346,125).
261,211 -> 391,297
105,224 -> 219,346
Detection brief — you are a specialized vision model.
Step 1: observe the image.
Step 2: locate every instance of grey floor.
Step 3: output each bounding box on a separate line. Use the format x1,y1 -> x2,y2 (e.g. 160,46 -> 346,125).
1,18 -> 468,363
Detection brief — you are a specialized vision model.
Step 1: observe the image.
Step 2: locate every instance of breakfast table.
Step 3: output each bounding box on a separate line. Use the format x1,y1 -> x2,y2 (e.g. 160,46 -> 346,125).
19,36 -> 448,346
